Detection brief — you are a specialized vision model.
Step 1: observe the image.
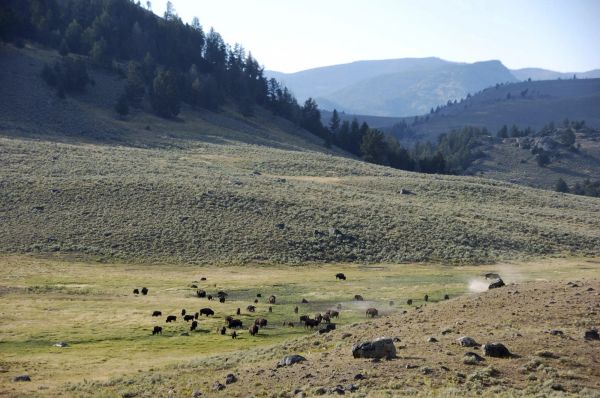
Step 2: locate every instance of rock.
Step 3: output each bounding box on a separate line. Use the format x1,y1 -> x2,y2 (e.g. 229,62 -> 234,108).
13,375 -> 31,382
225,373 -> 237,384
191,390 -> 202,397
457,336 -> 479,347
314,387 -> 327,395
488,279 -> 505,289
421,367 -> 433,375
427,337 -> 438,343
212,382 -> 225,391
352,337 -> 397,359
346,384 -> 358,392
277,355 -> 306,367
405,364 -> 418,369
53,341 -> 69,347
276,223 -> 285,230
463,351 -> 485,364
329,385 -> 345,394
482,342 -> 511,358
353,373 -> 365,380
584,329 -> 600,340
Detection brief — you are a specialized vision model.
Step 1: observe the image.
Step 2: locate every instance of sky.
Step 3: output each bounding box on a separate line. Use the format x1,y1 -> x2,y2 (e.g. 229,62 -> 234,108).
151,0 -> 600,74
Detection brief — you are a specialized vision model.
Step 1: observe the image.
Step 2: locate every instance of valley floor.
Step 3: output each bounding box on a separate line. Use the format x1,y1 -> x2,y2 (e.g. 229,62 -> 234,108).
0,255 -> 599,397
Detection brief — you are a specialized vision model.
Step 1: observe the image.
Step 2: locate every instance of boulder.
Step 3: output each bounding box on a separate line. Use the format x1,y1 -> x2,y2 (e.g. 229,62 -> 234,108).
463,351 -> 485,364
488,278 -> 505,289
53,341 -> 69,347
584,329 -> 599,340
352,337 -> 396,360
13,375 -> 31,382
277,355 -> 306,367
457,336 -> 479,347
482,342 -> 511,358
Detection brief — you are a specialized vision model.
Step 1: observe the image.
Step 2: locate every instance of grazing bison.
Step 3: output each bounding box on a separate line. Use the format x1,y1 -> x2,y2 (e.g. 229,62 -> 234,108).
268,295 -> 276,304
228,319 -> 243,329
255,318 -> 268,327
190,321 -> 198,331
184,314 -> 195,322
194,312 -> 199,319
254,299 -> 259,304
299,315 -> 310,323
268,306 -> 272,313
200,277 -> 207,281
315,313 -> 323,322
207,295 -> 213,301
225,315 -> 234,323
335,273 -> 346,280
424,294 -> 429,302
133,289 -> 140,295
217,291 -> 228,298
181,309 -> 186,316
323,314 -> 331,323
152,311 -> 162,317
231,331 -> 237,339
191,284 -> 198,288
366,308 -> 378,318
220,326 -> 226,335
200,308 -> 214,317
301,298 -> 309,304
485,273 -> 501,280
326,310 -> 339,318
406,299 -> 413,305
444,294 -> 450,300
141,287 -> 148,295
247,305 -> 256,312
256,293 -> 262,298
152,326 -> 162,335
196,290 -> 206,298
294,306 -> 299,313
354,294 -> 364,301
236,308 -> 241,315
219,296 -> 226,303
166,315 -> 177,323
304,318 -> 320,329
249,325 -> 259,336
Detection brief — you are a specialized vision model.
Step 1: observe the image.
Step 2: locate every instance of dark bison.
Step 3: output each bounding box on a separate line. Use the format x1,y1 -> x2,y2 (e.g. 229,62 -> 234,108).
256,293 -> 262,298
444,294 -> 450,300
220,326 -> 226,335
268,295 -> 276,304
366,308 -> 378,318
141,287 -> 148,295
255,318 -> 268,327
196,290 -> 206,298
424,294 -> 429,302
228,319 -> 243,329
354,295 -> 364,301
406,299 -> 413,305
207,295 -> 213,301
268,306 -> 272,313
325,310 -> 339,318
304,318 -> 320,329
184,314 -> 195,322
181,309 -> 187,316
217,291 -> 228,298
323,314 -> 331,323
489,278 -> 506,289
254,299 -> 259,304
231,331 -> 238,339
152,311 -> 162,317
190,321 -> 198,331
191,284 -> 198,288
133,288 -> 140,295
335,273 -> 346,280
166,315 -> 177,323
194,312 -> 199,319
236,307 -> 241,315
200,277 -> 207,281
219,296 -> 226,303
299,315 -> 310,322
485,273 -> 501,280
152,326 -> 162,335
315,313 -> 323,323
294,306 -> 299,313
247,305 -> 256,312
301,298 -> 309,304
200,308 -> 214,317
225,315 -> 234,323
249,325 -> 259,336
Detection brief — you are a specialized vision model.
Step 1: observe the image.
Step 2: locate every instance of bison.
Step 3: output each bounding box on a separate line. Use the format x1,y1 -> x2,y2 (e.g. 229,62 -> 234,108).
304,318 -> 320,329
217,291 -> 228,298
354,294 -> 364,301
236,308 -> 241,315
256,293 -> 262,298
141,287 -> 148,295
249,325 -> 259,336
152,326 -> 162,335
406,299 -> 413,305
200,277 -> 207,281
301,298 -> 308,304
255,318 -> 268,327
424,294 -> 429,302
268,306 -> 272,313
323,314 -> 331,323
166,315 -> 177,323
220,326 -> 226,335
299,315 -> 310,322
247,305 -> 256,312
444,294 -> 450,300
254,299 -> 259,304
287,322 -> 294,327
152,311 -> 162,317
207,295 -> 213,301
335,273 -> 346,280
228,319 -> 243,329
199,308 -> 214,317
366,308 -> 378,318
231,331 -> 238,339
196,289 -> 206,298
191,284 -> 198,288
219,296 -> 226,303
133,288 -> 140,295
294,306 -> 299,313
268,295 -> 276,304
184,314 -> 195,322
325,310 -> 339,318
336,303 -> 342,310
181,309 -> 187,316
190,321 -> 198,331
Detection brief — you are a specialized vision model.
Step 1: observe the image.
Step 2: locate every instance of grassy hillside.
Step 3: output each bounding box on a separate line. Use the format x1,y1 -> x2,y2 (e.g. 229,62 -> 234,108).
403,78 -> 600,142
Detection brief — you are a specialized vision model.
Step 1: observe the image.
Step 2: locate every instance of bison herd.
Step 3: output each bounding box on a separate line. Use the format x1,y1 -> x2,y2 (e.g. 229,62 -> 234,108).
138,273 -> 452,339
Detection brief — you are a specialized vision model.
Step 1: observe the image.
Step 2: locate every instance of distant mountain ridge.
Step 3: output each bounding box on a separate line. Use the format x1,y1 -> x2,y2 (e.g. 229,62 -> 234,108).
267,58 -> 600,117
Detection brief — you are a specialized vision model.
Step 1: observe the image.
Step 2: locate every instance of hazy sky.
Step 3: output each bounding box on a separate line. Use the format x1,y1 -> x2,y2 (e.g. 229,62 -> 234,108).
151,0 -> 600,73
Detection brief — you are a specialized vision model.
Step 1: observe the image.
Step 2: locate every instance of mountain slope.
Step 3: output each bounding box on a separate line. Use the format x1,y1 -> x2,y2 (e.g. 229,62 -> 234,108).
268,58 -> 517,117
511,67 -> 600,81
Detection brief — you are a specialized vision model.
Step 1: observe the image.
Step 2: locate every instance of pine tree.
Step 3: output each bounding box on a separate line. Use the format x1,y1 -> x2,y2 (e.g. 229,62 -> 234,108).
115,92 -> 129,116
555,178 -> 569,193
329,109 -> 340,133
150,69 -> 180,118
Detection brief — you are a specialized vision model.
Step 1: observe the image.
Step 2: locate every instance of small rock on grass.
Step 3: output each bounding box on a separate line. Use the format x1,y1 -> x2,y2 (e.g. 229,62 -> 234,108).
13,375 -> 31,382
482,343 -> 511,358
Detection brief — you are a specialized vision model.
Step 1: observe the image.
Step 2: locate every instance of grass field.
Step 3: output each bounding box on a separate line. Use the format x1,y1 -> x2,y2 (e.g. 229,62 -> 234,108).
1,255 -> 599,396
